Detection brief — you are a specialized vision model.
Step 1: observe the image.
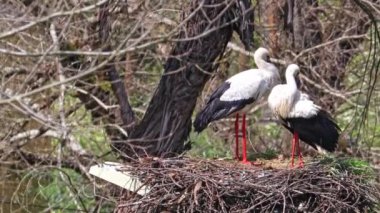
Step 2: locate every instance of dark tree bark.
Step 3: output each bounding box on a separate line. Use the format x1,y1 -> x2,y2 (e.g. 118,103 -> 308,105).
114,0 -> 254,159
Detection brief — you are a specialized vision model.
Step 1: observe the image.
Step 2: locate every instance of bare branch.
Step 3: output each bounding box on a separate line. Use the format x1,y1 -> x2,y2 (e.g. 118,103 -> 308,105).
0,0 -> 108,39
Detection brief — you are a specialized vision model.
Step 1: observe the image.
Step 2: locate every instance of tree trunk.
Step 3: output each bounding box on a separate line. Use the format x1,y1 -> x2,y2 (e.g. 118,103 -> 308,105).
114,0 -> 254,159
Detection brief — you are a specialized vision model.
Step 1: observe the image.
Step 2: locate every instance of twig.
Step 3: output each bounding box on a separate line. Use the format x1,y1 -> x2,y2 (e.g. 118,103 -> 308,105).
227,42 -> 287,65
300,74 -> 363,108
293,34 -> 368,61
6,129 -> 87,156
116,157 -> 380,212
0,0 -> 108,39
50,22 -> 87,212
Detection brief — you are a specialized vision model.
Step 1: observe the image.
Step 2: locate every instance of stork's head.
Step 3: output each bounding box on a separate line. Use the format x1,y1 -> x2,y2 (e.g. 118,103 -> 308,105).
286,64 -> 300,77
254,47 -> 270,63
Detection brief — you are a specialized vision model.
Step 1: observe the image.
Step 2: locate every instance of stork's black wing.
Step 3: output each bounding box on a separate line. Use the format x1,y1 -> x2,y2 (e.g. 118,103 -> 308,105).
280,110 -> 340,152
194,82 -> 254,132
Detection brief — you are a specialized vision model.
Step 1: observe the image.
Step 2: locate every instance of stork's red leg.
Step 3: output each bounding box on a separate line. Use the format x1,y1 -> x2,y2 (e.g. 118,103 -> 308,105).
240,114 -> 260,166
295,132 -> 304,168
242,113 -> 248,163
290,133 -> 296,168
235,113 -> 240,160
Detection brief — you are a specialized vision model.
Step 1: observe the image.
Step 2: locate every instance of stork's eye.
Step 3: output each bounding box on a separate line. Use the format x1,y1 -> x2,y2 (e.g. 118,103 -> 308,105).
266,55 -> 270,62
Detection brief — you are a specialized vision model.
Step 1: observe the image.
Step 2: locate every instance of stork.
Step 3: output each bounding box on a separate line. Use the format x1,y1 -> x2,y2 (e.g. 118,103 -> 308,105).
193,47 -> 280,164
268,64 -> 341,168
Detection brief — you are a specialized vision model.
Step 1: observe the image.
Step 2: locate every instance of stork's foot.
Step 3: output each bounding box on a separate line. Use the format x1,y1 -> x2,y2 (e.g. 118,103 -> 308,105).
289,157 -> 295,168
298,161 -> 304,168
298,158 -> 305,168
289,159 -> 304,168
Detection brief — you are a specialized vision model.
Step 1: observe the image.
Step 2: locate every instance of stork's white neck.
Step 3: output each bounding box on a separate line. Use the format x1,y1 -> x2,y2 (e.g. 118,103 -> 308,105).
285,71 -> 297,90
255,59 -> 279,74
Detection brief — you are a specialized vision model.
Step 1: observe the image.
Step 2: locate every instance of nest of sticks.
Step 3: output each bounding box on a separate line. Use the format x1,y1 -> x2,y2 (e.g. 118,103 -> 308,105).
116,157 -> 379,212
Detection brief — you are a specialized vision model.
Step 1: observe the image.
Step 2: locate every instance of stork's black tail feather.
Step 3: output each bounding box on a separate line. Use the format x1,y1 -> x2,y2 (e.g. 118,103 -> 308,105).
193,102 -> 217,133
282,110 -> 341,152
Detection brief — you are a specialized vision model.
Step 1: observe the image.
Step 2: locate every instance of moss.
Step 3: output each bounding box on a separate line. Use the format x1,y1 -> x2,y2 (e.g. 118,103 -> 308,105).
320,156 -> 376,178
248,148 -> 278,160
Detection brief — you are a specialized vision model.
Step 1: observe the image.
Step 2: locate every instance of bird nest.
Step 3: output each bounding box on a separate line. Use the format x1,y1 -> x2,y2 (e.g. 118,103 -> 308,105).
116,157 -> 379,212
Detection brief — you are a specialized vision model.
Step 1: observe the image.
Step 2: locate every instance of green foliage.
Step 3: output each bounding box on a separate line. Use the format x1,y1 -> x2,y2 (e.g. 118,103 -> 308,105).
37,169 -> 87,211
261,122 -> 282,140
99,81 -> 112,92
249,148 -> 278,160
34,168 -> 115,212
129,92 -> 147,107
1,167 -> 115,212
67,105 -> 114,159
188,131 -> 232,159
336,40 -> 380,149
320,156 -> 375,178
74,126 -> 112,158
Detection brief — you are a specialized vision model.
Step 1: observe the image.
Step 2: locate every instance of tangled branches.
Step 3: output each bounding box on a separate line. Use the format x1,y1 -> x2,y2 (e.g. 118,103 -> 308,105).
116,157 -> 379,212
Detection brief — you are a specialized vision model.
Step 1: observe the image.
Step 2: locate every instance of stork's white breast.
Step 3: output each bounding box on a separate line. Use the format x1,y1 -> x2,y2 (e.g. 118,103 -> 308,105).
268,85 -> 320,119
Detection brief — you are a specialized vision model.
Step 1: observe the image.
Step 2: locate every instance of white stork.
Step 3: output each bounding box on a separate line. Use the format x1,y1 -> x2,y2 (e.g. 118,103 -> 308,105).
268,64 -> 341,168
194,47 -> 280,164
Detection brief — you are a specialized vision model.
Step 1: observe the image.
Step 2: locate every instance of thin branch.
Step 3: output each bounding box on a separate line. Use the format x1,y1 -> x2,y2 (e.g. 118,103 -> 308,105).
69,86 -> 119,110
0,39 -> 128,104
227,42 -> 287,65
98,2 -> 136,133
300,74 -> 363,108
293,34 -> 368,61
0,0 -> 108,39
7,129 -> 88,156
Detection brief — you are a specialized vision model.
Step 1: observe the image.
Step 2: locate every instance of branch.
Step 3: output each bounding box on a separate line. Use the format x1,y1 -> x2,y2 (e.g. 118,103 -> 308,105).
69,86 -> 119,110
293,34 -> 369,61
7,129 -> 88,156
10,150 -> 94,180
300,74 -> 363,108
227,42 -> 287,65
0,31 -> 132,105
0,0 -> 108,39
98,2 -> 136,133
0,91 -> 62,129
